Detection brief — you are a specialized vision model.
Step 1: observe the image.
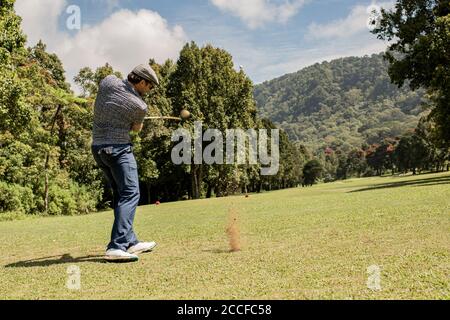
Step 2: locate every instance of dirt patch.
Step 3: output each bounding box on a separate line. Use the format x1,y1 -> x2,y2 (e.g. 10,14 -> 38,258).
226,207 -> 241,252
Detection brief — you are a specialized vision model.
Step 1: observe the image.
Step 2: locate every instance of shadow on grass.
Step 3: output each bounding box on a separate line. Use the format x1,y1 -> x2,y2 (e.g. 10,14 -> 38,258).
349,175 -> 450,193
4,254 -> 111,268
202,249 -> 235,254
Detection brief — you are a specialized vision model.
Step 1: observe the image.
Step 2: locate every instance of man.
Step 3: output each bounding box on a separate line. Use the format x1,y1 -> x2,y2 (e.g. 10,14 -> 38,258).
91,64 -> 159,262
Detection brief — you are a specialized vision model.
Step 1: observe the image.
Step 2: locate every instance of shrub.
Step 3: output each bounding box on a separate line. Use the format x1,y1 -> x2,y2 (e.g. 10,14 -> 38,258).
0,181 -> 36,214
46,181 -> 101,216
47,184 -> 77,216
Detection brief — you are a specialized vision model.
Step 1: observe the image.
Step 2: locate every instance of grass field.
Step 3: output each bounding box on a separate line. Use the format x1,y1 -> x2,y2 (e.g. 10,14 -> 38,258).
0,172 -> 449,300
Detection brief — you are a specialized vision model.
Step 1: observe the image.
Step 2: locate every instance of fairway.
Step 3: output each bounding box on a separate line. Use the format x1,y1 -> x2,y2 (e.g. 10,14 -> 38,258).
1,172 -> 449,300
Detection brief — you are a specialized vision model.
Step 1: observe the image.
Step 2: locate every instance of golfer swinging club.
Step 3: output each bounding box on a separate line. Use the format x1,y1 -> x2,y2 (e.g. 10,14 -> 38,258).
91,64 -> 159,262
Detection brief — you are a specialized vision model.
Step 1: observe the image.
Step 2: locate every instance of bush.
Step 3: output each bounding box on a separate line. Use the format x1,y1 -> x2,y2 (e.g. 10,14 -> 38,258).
47,181 -> 101,216
47,184 -> 77,216
0,174 -> 102,217
323,174 -> 335,183
0,211 -> 29,222
0,181 -> 36,214
71,183 -> 101,215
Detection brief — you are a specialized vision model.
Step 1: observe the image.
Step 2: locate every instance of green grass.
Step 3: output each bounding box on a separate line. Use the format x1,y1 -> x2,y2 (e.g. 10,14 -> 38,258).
1,172 -> 449,300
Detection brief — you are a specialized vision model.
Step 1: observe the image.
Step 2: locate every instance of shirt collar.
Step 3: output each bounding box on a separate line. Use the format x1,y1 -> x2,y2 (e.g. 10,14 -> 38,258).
124,79 -> 142,98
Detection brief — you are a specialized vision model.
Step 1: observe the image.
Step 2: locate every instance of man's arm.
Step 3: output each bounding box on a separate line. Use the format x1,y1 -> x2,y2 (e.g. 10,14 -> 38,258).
131,103 -> 148,133
131,122 -> 144,133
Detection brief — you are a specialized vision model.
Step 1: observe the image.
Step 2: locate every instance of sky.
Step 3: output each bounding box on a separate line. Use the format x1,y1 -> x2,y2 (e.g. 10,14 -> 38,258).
14,0 -> 393,92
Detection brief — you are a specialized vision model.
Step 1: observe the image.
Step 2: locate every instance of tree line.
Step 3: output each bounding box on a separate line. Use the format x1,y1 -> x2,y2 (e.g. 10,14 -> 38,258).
0,0 -> 448,220
0,1 -> 309,220
310,116 -> 449,183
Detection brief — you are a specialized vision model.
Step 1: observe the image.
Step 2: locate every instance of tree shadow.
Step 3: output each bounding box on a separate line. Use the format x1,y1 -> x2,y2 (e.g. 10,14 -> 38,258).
348,175 -> 450,193
413,182 -> 450,188
4,253 -> 109,268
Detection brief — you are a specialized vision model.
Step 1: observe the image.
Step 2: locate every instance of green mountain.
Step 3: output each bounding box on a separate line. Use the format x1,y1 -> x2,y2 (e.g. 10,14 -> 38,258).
254,53 -> 427,153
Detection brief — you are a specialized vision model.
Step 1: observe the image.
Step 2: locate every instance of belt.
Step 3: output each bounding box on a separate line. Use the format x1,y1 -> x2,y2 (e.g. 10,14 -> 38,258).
98,146 -> 113,155
97,145 -> 133,155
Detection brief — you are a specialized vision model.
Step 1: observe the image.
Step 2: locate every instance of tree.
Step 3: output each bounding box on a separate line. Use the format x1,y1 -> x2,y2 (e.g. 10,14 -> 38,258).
346,149 -> 367,178
302,160 -> 323,187
74,63 -> 122,97
336,154 -> 349,180
415,117 -> 449,171
394,133 -> 430,174
28,41 -> 70,91
373,0 -> 450,146
168,42 -> 257,199
1,1 -> 100,217
366,139 -> 397,176
0,0 -> 33,137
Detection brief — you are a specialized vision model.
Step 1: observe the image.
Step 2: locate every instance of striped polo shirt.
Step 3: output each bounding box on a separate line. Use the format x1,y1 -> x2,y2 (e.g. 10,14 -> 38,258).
92,75 -> 148,146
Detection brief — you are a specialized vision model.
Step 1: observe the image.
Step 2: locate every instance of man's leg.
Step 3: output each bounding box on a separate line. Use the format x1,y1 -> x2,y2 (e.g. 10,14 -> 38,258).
92,147 -> 124,248
103,146 -> 140,251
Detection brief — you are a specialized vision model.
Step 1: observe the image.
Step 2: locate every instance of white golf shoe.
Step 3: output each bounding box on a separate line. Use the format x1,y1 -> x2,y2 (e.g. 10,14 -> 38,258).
105,249 -> 139,262
127,242 -> 157,255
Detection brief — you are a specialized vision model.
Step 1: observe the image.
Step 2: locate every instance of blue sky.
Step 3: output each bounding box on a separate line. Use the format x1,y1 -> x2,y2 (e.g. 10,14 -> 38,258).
15,0 -> 392,91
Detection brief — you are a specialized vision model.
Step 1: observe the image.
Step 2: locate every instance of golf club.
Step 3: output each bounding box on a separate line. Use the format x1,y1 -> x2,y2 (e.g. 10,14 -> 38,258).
145,109 -> 191,122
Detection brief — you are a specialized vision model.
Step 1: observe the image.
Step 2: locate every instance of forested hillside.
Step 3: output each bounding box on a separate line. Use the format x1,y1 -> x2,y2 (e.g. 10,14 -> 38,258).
254,54 -> 427,152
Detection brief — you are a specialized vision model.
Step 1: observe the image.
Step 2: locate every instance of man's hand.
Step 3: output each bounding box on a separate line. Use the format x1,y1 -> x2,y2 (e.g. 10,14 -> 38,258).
131,122 -> 144,133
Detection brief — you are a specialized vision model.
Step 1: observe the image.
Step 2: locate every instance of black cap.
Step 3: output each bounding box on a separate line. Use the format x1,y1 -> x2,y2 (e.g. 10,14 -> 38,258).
132,64 -> 159,86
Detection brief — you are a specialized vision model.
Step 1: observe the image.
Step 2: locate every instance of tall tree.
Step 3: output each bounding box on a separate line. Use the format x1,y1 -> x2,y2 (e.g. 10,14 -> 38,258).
74,63 -> 122,97
1,1 -> 100,217
28,40 -> 70,91
394,133 -> 430,174
373,0 -> 450,146
415,117 -> 449,171
168,42 -> 257,199
0,0 -> 33,137
368,139 -> 397,176
302,160 -> 323,187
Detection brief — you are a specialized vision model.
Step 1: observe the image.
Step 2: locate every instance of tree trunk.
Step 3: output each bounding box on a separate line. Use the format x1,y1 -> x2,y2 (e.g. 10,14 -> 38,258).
192,168 -> 199,199
147,182 -> 152,204
191,164 -> 203,199
44,170 -> 49,214
43,104 -> 63,214
206,184 -> 212,198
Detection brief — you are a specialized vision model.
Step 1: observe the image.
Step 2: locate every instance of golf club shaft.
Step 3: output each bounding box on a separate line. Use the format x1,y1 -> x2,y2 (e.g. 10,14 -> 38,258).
145,116 -> 182,121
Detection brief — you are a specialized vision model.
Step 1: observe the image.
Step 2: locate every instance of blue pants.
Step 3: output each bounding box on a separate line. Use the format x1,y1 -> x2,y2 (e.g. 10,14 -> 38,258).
92,144 -> 140,251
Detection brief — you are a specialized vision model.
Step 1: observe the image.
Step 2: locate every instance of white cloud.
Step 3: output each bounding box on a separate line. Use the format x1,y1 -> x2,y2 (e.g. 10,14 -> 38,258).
15,0 -> 66,45
210,0 -> 306,29
307,5 -> 369,40
14,0 -> 393,89
306,1 -> 394,40
260,1 -> 394,85
15,0 -> 187,93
